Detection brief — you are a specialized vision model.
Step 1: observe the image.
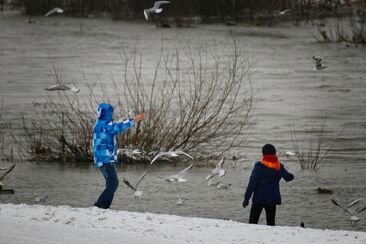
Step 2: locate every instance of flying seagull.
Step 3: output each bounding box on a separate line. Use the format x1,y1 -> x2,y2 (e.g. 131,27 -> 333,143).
45,7 -> 64,17
0,164 -> 15,180
163,163 -> 193,182
345,198 -> 366,213
45,83 -> 80,93
312,56 -> 327,71
206,158 -> 226,181
150,150 -> 193,165
123,170 -> 148,198
279,9 -> 291,16
0,164 -> 15,193
143,1 -> 170,20
331,198 -> 365,225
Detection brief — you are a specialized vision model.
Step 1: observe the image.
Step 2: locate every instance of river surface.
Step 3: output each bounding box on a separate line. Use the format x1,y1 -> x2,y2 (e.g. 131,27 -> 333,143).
0,12 -> 366,231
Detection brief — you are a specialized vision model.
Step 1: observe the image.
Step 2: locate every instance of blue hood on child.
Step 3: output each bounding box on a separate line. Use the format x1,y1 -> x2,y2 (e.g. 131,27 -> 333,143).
97,103 -> 114,122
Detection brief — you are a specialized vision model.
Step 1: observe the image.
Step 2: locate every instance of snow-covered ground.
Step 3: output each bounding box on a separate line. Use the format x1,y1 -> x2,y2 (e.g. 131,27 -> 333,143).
0,203 -> 365,244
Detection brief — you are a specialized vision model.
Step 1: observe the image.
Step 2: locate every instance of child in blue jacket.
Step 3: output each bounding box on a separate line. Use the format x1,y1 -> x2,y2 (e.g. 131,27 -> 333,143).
93,103 -> 144,209
243,144 -> 294,226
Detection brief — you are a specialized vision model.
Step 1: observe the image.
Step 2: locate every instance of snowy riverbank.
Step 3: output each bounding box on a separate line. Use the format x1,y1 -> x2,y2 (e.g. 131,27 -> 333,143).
0,203 -> 365,244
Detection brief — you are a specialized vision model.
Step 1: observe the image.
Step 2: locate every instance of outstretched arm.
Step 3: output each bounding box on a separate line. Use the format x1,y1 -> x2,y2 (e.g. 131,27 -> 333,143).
106,113 -> 144,135
280,164 -> 294,182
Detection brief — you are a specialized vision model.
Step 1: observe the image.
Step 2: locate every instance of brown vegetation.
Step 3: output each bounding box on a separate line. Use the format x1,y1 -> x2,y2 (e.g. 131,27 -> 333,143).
15,37 -> 253,163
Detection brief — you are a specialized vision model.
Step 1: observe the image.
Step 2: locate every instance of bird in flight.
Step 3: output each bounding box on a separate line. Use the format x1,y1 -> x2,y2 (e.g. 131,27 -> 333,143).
0,164 -> 15,193
44,83 -> 80,93
123,170 -> 148,198
331,198 -> 365,226
279,9 -> 291,16
143,1 -> 170,20
45,7 -> 64,17
150,150 -> 193,165
206,158 -> 226,181
163,163 -> 193,182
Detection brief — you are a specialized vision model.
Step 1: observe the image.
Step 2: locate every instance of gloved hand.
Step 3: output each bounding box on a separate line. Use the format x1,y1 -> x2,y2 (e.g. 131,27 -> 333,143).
242,200 -> 249,208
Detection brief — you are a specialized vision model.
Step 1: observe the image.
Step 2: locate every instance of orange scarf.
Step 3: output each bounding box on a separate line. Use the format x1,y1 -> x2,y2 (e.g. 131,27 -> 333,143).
260,154 -> 280,171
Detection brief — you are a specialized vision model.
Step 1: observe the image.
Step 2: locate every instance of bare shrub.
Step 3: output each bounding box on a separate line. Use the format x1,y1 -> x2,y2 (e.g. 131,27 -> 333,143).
314,3 -> 366,46
291,116 -> 344,170
0,97 -> 14,162
18,37 -> 253,163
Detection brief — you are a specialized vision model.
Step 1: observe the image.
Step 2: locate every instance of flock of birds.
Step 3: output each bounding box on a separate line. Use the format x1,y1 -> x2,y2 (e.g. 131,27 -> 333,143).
115,149 -> 230,201
44,1 -> 171,22
1,149 -> 365,227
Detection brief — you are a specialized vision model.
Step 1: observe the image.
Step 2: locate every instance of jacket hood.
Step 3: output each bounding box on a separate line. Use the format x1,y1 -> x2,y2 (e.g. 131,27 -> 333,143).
97,103 -> 113,122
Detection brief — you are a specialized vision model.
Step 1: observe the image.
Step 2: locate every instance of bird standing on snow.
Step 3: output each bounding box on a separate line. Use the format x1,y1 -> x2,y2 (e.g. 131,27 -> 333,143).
143,1 -> 170,20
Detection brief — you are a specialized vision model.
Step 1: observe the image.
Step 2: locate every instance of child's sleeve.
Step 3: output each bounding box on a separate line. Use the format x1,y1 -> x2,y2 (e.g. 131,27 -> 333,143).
280,165 -> 294,182
106,119 -> 135,135
244,163 -> 260,202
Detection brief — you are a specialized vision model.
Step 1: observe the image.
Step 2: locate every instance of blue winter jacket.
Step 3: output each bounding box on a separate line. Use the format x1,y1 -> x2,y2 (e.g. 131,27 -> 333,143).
93,103 -> 135,168
244,161 -> 294,205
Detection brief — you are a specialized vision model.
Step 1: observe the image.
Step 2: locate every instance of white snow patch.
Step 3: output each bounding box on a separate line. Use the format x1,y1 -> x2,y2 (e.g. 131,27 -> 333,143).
0,203 -> 365,244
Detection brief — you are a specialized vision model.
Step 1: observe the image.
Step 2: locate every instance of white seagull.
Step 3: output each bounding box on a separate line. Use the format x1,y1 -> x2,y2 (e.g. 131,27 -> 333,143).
143,1 -> 170,20
34,194 -> 48,203
331,198 -> 365,225
163,163 -> 193,182
278,150 -> 295,159
312,56 -> 327,71
279,9 -> 291,16
216,182 -> 231,189
117,148 -> 142,156
150,150 -> 193,165
123,170 -> 148,198
205,158 -> 226,181
0,164 -> 15,193
45,83 -> 80,93
45,7 -> 64,17
346,198 -> 366,213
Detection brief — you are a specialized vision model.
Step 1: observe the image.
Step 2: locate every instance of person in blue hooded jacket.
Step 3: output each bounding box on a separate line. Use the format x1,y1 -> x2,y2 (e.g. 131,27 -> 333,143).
242,144 -> 294,226
93,103 -> 144,209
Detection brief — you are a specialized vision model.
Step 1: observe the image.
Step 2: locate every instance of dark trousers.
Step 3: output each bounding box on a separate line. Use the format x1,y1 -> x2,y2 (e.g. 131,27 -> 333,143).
249,203 -> 276,226
95,163 -> 119,209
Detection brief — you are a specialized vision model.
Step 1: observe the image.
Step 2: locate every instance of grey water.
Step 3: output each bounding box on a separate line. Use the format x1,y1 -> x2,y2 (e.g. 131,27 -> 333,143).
1,159 -> 365,231
1,12 -> 366,231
